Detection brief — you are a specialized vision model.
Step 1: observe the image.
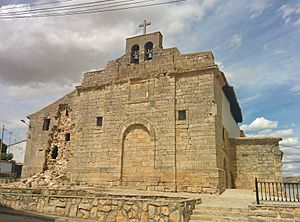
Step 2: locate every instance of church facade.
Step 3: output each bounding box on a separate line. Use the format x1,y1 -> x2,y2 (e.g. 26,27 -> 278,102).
22,31 -> 282,193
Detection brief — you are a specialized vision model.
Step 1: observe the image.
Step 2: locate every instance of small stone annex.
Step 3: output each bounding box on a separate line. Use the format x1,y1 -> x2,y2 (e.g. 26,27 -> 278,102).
21,30 -> 282,194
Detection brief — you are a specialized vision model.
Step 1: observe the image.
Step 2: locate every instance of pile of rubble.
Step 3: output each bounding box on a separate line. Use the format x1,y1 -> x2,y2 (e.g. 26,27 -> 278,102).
1,159 -> 72,189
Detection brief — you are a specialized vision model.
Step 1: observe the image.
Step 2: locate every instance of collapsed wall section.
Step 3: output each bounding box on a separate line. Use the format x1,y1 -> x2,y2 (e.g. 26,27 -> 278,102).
22,91 -> 76,178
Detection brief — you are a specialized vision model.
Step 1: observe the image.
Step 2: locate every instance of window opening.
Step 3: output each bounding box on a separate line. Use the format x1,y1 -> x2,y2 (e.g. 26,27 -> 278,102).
144,41 -> 153,60
51,146 -> 58,159
42,118 -> 51,131
96,116 -> 103,126
65,133 -> 70,141
178,110 -> 186,120
131,44 -> 140,64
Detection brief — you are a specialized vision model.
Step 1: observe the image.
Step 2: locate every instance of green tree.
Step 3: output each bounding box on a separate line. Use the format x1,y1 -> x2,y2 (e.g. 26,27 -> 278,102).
1,153 -> 13,161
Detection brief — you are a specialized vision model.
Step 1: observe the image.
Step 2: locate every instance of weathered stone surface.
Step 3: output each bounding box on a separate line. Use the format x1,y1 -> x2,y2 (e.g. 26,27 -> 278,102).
106,211 -> 117,222
78,208 -> 90,219
149,205 -> 156,217
69,204 -> 78,217
253,210 -> 277,218
141,211 -> 148,222
78,202 -> 92,211
0,191 -> 200,222
161,206 -> 169,216
169,210 -> 180,222
100,204 -> 111,212
36,198 -> 45,212
98,211 -> 106,221
55,207 -> 65,216
90,206 -> 98,219
92,199 -> 98,207
231,137 -> 283,190
49,198 -> 66,207
116,211 -> 127,222
248,205 -> 300,222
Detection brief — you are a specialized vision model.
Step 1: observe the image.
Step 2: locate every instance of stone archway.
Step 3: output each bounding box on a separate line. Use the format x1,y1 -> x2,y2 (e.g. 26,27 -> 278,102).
120,124 -> 156,189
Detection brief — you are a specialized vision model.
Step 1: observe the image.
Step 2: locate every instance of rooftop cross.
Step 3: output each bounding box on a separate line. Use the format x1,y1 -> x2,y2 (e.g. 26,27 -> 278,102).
139,20 -> 151,35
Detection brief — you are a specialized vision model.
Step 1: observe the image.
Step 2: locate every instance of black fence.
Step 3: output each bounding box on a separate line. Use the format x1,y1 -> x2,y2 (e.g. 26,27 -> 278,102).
255,178 -> 300,204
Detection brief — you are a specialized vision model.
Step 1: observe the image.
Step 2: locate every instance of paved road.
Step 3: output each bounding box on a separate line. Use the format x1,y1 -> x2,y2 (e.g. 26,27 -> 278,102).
0,206 -> 55,222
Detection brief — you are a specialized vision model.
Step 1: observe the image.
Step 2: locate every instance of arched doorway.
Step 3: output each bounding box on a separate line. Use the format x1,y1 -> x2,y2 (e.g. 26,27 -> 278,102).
121,124 -> 155,188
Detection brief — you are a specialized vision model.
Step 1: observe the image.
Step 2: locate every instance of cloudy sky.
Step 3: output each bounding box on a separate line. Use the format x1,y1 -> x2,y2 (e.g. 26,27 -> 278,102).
0,0 -> 299,175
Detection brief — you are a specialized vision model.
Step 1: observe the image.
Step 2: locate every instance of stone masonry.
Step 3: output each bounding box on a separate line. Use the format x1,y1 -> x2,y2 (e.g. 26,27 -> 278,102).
21,31 -> 282,194
230,137 -> 283,190
0,187 -> 199,222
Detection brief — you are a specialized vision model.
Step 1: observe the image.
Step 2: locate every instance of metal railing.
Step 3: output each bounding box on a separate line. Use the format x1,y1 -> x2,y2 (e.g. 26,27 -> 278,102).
255,178 -> 300,204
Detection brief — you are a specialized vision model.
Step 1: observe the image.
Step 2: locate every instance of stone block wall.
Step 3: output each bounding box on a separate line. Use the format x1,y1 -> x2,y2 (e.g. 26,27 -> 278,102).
249,204 -> 300,221
214,69 -> 227,193
174,69 -> 222,193
0,188 -> 200,222
71,68 -> 223,193
230,137 -> 283,190
71,73 -> 177,191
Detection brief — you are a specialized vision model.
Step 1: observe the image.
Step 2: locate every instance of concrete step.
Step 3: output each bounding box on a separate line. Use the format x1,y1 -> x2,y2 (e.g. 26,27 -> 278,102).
192,207 -> 248,215
192,207 -> 248,213
190,214 -> 248,220
188,189 -> 254,221
190,203 -> 249,221
190,220 -> 248,222
190,219 -> 248,222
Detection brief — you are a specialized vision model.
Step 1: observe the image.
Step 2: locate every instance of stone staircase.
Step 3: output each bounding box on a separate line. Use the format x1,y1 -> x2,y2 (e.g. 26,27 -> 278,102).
189,189 -> 255,222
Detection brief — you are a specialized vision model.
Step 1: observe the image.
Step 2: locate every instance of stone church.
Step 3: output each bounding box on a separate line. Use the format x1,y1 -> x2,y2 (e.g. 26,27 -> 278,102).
22,30 -> 282,193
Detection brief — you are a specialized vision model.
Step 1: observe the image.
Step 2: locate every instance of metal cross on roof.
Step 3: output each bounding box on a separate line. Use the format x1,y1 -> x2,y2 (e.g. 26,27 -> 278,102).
139,20 -> 151,35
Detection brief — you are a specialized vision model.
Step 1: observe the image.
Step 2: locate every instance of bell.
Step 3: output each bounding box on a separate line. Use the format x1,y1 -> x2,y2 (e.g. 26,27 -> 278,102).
133,54 -> 139,61
147,51 -> 153,59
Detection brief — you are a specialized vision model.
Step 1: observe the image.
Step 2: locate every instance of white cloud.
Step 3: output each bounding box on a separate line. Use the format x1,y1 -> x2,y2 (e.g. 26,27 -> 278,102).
295,17 -> 300,26
256,128 -> 299,146
240,117 -> 278,131
0,82 -> 77,102
278,4 -> 300,26
278,5 -> 295,19
249,0 -> 272,19
262,43 -> 269,50
240,94 -> 260,104
0,81 -> 78,142
280,137 -> 299,146
227,34 -> 242,49
282,163 -> 300,177
273,49 -> 287,55
215,60 -> 224,69
291,84 -> 300,95
258,128 -> 295,138
242,119 -> 298,146
0,3 -> 30,14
